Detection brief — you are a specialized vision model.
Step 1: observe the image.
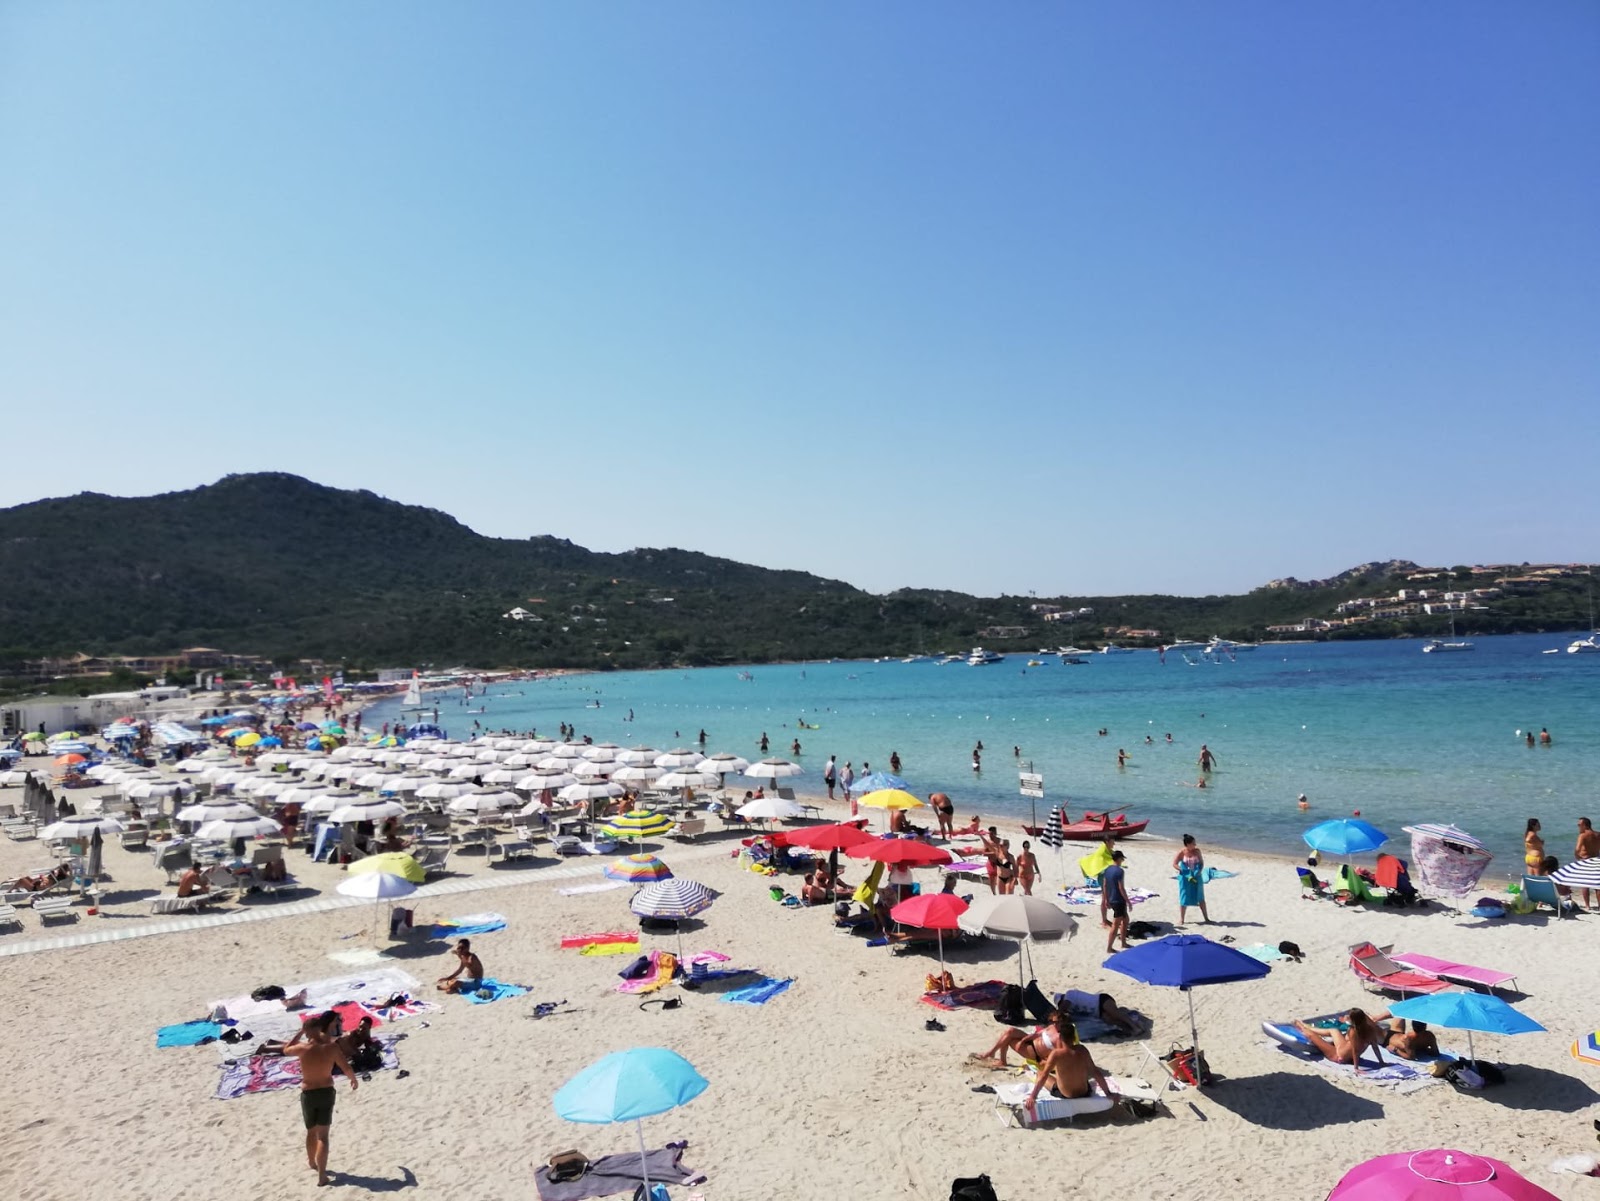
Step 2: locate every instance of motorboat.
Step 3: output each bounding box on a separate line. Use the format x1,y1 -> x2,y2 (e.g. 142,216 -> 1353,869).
1021,810 -> 1149,840
966,647 -> 1006,666
1568,635 -> 1600,654
1059,655 -> 1089,665
1162,640 -> 1205,654
1206,637 -> 1256,654
1099,644 -> 1135,655
1055,646 -> 1094,657
1422,618 -> 1473,653
936,654 -> 963,665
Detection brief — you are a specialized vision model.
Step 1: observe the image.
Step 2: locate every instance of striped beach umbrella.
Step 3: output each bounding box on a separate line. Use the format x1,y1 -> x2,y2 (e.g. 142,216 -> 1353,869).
1550,858 -> 1600,891
630,878 -> 715,920
605,853 -> 674,883
1571,1031 -> 1600,1069
1040,806 -> 1065,850
602,809 -> 675,841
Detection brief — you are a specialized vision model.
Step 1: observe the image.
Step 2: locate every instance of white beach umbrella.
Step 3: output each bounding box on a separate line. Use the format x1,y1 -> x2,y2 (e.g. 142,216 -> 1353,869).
41,814 -> 125,840
328,746 -> 359,762
336,871 -> 417,944
447,744 -> 481,759
353,771 -> 399,789
482,767 -> 525,784
448,761 -> 485,780
500,753 -> 537,768
959,894 -> 1076,985
0,770 -> 29,787
656,770 -> 718,792
570,759 -> 614,781
615,746 -> 659,766
493,738 -> 523,751
174,759 -> 212,774
328,798 -> 406,824
288,757 -> 323,772
274,785 -> 329,807
178,799 -> 261,823
127,780 -> 195,801
653,748 -> 705,769
242,777 -> 292,798
580,743 -> 622,763
611,764 -> 665,787
256,752 -> 297,768
521,739 -> 556,754
547,743 -> 585,760
699,752 -> 750,778
737,795 -> 806,822
1551,858 -> 1600,891
517,769 -> 577,791
745,758 -> 804,784
196,816 -> 281,841
302,791 -> 358,816
473,749 -> 502,763
415,780 -> 474,800
557,781 -> 625,804
420,759 -> 457,775
447,791 -> 521,815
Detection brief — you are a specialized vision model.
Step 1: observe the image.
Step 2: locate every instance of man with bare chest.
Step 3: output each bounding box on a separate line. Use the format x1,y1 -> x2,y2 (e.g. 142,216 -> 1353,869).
286,1012 -> 358,1186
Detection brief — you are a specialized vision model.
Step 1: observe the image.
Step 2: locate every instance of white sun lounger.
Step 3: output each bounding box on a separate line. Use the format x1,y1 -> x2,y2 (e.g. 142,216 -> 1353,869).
992,1074 -> 1160,1127
33,896 -> 76,923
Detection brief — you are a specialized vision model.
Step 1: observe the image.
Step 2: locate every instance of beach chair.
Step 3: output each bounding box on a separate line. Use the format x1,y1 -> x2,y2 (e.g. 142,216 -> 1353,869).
119,822 -> 149,850
414,845 -> 450,878
454,827 -> 494,853
1336,866 -> 1380,904
669,817 -> 706,842
1520,875 -> 1568,918
1297,867 -> 1328,898
150,892 -> 207,915
490,838 -> 535,864
0,903 -> 20,932
1348,942 -> 1453,995
992,1075 -> 1160,1127
1388,951 -> 1518,994
33,896 -> 76,923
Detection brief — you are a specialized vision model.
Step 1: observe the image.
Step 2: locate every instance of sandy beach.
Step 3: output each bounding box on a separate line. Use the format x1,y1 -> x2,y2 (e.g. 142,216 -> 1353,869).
2,778 -> 1597,1201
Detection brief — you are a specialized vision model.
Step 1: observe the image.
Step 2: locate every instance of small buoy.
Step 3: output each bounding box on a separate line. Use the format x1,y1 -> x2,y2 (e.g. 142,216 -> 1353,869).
1352,810 -> 1361,817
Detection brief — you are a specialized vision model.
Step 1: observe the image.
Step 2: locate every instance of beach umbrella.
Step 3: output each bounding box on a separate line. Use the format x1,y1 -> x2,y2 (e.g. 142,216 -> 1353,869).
349,852 -> 426,884
40,814 -> 125,840
1570,1030 -> 1600,1069
53,753 -> 88,767
195,816 -> 280,842
615,746 -> 659,766
781,819 -> 875,882
1304,818 -> 1388,859
736,794 -> 806,823
257,736 -> 283,748
570,759 -> 614,781
1404,824 -> 1494,899
447,790 -> 521,815
698,752 -> 749,785
744,758 -> 803,786
630,878 -> 716,957
415,780 -> 474,801
961,894 -> 1076,985
336,869 -> 417,944
601,809 -> 675,842
22,731 -> 44,742
328,798 -> 406,824
853,771 -> 910,796
1104,934 -> 1270,1072
652,748 -> 704,769
890,892 -> 969,977
1388,993 -> 1546,1066
858,788 -> 925,834
846,838 -> 953,867
605,853 -> 673,883
553,1047 -> 708,1198
0,770 -> 27,787
1327,1148 -> 1560,1201
547,743 -> 586,760
580,744 -> 622,763
517,769 -> 577,791
322,725 -> 346,736
611,764 -> 664,788
126,780 -> 194,802
178,799 -> 261,824
234,733 -> 262,749
1549,858 -> 1600,891
654,770 -> 717,793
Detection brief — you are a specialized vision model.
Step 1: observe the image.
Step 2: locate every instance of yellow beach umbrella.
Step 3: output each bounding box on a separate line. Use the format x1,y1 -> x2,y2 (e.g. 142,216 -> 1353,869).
348,852 -> 426,884
601,809 -> 675,841
234,732 -> 262,749
857,789 -> 924,810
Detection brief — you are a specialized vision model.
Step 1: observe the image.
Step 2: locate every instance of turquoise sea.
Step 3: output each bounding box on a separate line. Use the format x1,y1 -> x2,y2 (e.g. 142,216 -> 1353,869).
366,634 -> 1600,869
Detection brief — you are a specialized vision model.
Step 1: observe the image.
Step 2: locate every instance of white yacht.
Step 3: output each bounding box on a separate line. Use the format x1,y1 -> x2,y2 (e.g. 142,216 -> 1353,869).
1099,643 -> 1135,655
966,647 -> 1006,666
1422,618 -> 1473,653
1567,635 -> 1600,655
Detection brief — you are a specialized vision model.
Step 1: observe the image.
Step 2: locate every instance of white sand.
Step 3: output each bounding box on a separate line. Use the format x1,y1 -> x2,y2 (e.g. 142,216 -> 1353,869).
2,785 -> 1597,1201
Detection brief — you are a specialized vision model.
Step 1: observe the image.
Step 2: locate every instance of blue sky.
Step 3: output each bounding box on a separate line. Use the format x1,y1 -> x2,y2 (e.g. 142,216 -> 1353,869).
3,4 -> 1595,596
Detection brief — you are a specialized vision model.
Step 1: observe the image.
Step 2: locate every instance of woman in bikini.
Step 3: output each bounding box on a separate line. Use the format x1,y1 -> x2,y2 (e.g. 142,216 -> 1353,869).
1524,818 -> 1545,874
1016,840 -> 1039,896
1295,1008 -> 1382,1074
994,841 -> 1017,895
972,1011 -> 1068,1067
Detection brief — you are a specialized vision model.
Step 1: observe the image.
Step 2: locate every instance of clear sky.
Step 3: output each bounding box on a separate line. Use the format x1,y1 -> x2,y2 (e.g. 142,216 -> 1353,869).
3,4 -> 1596,597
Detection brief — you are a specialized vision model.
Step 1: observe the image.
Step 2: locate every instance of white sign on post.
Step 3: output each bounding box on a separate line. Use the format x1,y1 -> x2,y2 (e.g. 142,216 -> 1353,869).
1018,772 -> 1044,798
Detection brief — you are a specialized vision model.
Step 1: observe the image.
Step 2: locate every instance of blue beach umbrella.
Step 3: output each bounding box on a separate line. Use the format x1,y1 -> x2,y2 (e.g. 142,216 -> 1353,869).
1104,934 -> 1271,1072
1304,818 -> 1388,858
553,1048 -> 708,1195
853,771 -> 909,795
1388,992 -> 1545,1065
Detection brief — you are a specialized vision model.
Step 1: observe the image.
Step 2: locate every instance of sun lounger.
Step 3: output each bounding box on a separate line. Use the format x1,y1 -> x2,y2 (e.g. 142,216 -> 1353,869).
669,818 -> 706,842
33,896 -> 76,923
490,839 -> 536,863
1388,951 -> 1517,994
1348,942 -> 1453,996
0,903 -> 21,931
992,1075 -> 1160,1127
151,893 -> 208,915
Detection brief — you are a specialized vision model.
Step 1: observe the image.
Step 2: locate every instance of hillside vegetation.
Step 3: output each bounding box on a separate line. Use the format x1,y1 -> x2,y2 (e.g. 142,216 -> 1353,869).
0,475 -> 1593,672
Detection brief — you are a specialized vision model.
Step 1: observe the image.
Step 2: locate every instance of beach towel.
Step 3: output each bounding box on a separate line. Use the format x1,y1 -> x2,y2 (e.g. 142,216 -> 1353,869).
157,1020 -> 223,1048
303,1001 -> 383,1029
533,1146 -> 697,1201
463,979 -> 528,1005
720,976 -> 793,1006
1262,1040 -> 1444,1092
1057,885 -> 1158,907
425,912 -> 508,938
579,942 -> 640,957
1240,943 -> 1287,963
561,932 -> 640,949
209,969 -> 423,1022
921,979 -> 1007,1011
617,952 -> 678,995
370,996 -> 440,1022
1055,989 -> 1149,1039
214,1036 -> 401,1100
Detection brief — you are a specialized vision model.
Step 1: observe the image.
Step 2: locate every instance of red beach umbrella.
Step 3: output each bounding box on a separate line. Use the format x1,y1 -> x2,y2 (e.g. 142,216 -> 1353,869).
846,839 -> 953,867
778,822 -> 875,852
888,892 -> 969,977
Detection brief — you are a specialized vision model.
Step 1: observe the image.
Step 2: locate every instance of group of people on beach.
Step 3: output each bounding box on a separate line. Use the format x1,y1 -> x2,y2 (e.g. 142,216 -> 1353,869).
1525,816 -> 1600,908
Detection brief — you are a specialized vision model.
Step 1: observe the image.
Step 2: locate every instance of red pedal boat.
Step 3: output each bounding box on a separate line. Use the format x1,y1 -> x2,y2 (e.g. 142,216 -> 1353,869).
1021,810 -> 1149,841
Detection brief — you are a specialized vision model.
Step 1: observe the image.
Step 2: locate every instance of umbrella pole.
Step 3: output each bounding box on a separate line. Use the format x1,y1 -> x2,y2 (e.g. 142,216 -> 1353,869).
636,1118 -> 651,1196
937,928 -> 945,979
1186,988 -> 1200,1063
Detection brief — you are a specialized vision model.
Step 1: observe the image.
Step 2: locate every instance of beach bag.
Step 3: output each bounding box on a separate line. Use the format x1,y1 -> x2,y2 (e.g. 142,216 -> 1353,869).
632,1186 -> 670,1201
1022,980 -> 1055,1024
1164,1046 -> 1212,1086
250,985 -> 286,1002
389,907 -> 413,938
618,955 -> 651,980
950,1175 -> 999,1201
992,984 -> 1024,1026
546,1150 -> 589,1182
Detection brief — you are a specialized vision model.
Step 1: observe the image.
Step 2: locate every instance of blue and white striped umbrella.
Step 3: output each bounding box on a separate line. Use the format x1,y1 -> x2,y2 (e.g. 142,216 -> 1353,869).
629,878 -> 715,920
1550,857 -> 1600,890
1403,823 -> 1486,851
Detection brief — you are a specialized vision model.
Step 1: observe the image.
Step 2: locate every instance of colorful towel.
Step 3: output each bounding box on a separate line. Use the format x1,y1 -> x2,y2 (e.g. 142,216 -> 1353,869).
1058,886 -> 1159,906
720,976 -> 793,1006
214,1037 -> 400,1100
463,979 -> 529,1005
561,931 -> 640,949
617,952 -> 677,995
579,941 -> 640,956
1263,1040 -> 1444,1091
157,1020 -> 222,1048
303,1001 -> 383,1029
425,912 -> 508,938
921,979 -> 1007,1011
370,996 -> 439,1022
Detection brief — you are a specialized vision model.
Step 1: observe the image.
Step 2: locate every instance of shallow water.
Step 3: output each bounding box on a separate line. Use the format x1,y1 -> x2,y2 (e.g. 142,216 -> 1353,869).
367,633 -> 1600,867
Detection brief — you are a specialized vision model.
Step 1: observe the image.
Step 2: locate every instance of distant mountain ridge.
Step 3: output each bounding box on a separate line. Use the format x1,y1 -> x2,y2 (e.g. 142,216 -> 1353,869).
0,475 -> 1592,671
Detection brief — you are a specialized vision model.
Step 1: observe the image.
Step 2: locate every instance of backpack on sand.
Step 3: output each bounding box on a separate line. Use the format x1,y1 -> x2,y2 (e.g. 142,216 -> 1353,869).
951,1175 -> 999,1201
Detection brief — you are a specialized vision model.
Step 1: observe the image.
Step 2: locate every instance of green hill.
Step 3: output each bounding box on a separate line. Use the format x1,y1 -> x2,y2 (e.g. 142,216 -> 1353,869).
0,474 -> 1593,673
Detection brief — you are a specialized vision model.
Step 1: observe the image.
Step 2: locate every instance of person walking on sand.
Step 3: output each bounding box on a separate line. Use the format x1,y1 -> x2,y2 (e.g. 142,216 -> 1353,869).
930,792 -> 954,840
1017,840 -> 1040,896
1102,851 -> 1131,953
285,1011 -> 358,1187
1172,833 -> 1211,924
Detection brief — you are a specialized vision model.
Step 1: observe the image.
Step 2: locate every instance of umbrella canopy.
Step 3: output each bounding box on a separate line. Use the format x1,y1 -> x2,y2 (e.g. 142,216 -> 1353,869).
328,799 -> 406,824
558,781 -> 626,804
611,765 -> 665,786
552,1047 -> 709,1195
698,752 -> 750,777
1549,857 -> 1600,890
615,746 -> 659,766
1389,992 -> 1546,1064
630,878 -> 715,920
53,753 -> 89,767
234,733 -> 262,749
1328,1149 -> 1561,1201
653,748 -> 705,768
126,780 -> 194,800
447,790 -> 521,814
604,853 -> 674,883
177,800 -> 261,824
857,788 -> 924,811
890,891 -> 969,976
960,894 -> 1075,941
349,852 -> 426,884
335,871 -> 417,900
415,780 -> 474,800
853,771 -> 910,794
1304,818 -> 1388,858
602,810 -> 675,841
1406,824 -> 1494,898
780,823 -> 875,852
744,758 -> 803,782
570,760 -> 614,781
1104,934 -> 1272,1068
736,795 -> 806,821
1570,1031 -> 1600,1069
40,814 -> 125,839
655,770 -> 717,791
846,838 -> 953,867
195,816 -> 280,841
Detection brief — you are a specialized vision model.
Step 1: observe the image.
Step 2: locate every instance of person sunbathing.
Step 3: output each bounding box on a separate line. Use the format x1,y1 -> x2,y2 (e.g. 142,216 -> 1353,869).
436,938 -> 485,993
1369,1009 -> 1439,1060
1294,1009 -> 1382,1073
1025,1021 -> 1123,1116
6,864 -> 71,892
801,864 -> 849,906
1094,993 -> 1142,1035
972,1011 -> 1068,1067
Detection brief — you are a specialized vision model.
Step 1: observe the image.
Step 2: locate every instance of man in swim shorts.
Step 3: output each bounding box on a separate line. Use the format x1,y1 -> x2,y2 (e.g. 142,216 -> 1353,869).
437,938 -> 485,993
1024,1020 -> 1123,1118
1102,851 -> 1130,953
285,1011 -> 357,1186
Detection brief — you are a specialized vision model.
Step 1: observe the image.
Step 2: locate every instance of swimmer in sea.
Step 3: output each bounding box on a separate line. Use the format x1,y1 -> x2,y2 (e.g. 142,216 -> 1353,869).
1297,793 -> 1310,811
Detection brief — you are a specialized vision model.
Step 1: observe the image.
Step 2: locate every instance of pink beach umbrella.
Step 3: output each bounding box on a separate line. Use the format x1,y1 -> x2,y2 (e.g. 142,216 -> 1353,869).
1327,1149 -> 1559,1201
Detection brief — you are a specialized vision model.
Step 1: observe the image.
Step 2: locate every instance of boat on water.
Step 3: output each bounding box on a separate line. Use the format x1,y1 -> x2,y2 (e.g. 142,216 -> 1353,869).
1055,646 -> 1093,657
1206,637 -> 1256,655
1162,640 -> 1205,654
400,671 -> 426,712
1020,810 -> 1149,840
1568,635 -> 1600,654
1422,618 -> 1473,653
936,654 -> 963,665
1099,643 -> 1135,655
1059,655 -> 1089,665
966,647 -> 1005,666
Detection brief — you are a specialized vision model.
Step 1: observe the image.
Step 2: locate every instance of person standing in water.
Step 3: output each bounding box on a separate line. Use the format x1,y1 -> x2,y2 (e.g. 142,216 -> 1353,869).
1198,744 -> 1216,773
